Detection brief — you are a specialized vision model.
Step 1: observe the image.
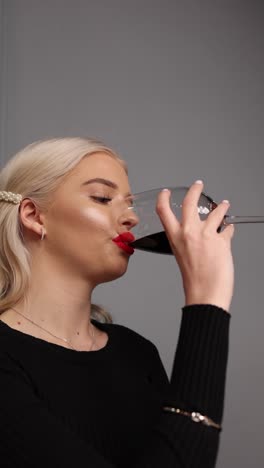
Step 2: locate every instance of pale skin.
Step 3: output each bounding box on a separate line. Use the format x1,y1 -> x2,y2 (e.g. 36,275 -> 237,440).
0,152 -> 234,350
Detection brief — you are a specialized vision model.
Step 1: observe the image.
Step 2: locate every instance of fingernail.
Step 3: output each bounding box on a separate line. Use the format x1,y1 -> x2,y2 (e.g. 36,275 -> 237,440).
195,180 -> 203,184
222,199 -> 230,204
162,188 -> 170,192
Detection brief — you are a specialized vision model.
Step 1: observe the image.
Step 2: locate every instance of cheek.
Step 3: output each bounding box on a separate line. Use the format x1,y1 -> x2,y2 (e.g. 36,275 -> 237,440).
49,203 -> 114,242
46,203 -> 128,281
77,207 -> 114,237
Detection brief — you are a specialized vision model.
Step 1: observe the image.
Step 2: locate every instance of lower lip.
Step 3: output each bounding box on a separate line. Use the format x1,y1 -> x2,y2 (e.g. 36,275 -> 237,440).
112,240 -> 135,255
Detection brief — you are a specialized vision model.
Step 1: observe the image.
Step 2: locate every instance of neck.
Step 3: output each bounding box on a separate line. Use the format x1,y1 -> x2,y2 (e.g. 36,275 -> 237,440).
14,259 -> 96,343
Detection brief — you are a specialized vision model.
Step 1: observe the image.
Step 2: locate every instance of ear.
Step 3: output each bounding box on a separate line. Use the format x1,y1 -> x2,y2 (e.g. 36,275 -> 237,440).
19,198 -> 45,238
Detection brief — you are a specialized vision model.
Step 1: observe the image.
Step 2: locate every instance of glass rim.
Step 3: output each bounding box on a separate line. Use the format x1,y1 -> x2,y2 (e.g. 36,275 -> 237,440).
132,186 -> 216,204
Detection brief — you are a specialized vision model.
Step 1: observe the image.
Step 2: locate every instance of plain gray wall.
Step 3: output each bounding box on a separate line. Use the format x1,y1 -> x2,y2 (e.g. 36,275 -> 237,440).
1,1 -> 264,466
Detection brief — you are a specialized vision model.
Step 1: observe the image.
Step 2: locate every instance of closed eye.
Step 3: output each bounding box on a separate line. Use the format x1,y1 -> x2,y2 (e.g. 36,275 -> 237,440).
90,196 -> 112,204
90,195 -> 134,207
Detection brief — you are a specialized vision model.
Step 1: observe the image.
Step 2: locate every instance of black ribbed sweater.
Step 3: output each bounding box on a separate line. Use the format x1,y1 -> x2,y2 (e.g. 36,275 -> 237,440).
0,304 -> 230,468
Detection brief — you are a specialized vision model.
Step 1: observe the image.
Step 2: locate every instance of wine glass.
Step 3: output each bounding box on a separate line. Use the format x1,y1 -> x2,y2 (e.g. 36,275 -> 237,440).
129,187 -> 264,255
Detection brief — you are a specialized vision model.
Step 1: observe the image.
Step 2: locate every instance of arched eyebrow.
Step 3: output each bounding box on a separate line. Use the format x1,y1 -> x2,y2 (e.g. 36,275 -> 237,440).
81,177 -> 132,199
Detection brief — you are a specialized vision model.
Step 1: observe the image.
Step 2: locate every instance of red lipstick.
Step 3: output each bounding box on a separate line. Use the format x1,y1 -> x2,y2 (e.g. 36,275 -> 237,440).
112,232 -> 135,255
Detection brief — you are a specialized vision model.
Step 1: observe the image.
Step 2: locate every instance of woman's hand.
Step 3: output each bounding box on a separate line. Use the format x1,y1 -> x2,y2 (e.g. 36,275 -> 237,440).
156,181 -> 235,312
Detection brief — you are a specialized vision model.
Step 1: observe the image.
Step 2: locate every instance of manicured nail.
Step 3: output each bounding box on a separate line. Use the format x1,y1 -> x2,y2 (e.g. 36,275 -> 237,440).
195,180 -> 203,184
222,199 -> 230,204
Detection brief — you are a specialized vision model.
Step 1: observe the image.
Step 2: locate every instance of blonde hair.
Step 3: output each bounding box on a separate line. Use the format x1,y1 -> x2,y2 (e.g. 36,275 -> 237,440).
0,137 -> 127,323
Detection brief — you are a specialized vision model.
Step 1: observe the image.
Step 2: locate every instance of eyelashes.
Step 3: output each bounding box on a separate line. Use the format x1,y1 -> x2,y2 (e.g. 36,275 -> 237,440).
90,196 -> 112,205
90,195 -> 134,207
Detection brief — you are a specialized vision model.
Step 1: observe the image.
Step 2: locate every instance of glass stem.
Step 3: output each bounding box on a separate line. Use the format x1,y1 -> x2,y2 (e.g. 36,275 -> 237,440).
224,215 -> 264,225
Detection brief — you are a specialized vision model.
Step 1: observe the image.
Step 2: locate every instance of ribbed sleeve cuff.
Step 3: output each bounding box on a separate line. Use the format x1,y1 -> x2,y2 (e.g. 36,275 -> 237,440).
167,304 -> 230,424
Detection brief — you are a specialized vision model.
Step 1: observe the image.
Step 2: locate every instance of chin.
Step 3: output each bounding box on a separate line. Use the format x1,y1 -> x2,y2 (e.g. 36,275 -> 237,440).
94,257 -> 130,284
103,265 -> 129,283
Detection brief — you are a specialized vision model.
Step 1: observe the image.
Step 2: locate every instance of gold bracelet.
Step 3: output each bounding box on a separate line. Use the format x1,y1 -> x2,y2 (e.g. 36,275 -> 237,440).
163,406 -> 222,431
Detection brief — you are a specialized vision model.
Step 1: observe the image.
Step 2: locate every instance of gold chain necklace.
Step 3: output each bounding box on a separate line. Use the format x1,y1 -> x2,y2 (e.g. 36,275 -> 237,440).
11,308 -> 95,351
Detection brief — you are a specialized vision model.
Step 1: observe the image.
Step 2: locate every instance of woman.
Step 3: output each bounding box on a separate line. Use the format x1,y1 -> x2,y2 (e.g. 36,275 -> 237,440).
0,137 -> 234,468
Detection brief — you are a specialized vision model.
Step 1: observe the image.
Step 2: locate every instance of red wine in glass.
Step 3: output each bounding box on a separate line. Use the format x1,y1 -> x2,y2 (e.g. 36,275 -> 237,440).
130,187 -> 264,255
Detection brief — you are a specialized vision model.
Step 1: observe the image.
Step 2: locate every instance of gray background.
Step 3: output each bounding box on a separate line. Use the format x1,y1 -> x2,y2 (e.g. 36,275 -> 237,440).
1,1 -> 264,466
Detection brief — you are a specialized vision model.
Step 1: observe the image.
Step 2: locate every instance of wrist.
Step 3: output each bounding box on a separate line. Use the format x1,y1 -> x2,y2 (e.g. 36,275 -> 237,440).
185,296 -> 231,313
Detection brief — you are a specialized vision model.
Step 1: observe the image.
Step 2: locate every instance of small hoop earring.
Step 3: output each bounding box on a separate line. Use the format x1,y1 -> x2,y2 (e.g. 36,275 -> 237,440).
40,228 -> 46,241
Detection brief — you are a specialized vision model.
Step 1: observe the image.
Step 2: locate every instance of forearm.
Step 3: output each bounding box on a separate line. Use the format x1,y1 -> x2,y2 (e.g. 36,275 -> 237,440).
168,304 -> 230,423
135,304 -> 230,468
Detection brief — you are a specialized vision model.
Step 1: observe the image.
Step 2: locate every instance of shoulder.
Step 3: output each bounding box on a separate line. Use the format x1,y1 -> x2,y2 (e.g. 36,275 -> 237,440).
0,320 -> 14,353
102,322 -> 169,386
0,335 -> 29,383
95,320 -> 159,356
0,322 -> 21,365
95,320 -> 155,347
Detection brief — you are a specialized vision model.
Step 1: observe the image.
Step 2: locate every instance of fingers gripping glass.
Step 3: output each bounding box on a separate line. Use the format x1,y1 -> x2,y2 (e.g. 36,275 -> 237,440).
128,187 -> 264,255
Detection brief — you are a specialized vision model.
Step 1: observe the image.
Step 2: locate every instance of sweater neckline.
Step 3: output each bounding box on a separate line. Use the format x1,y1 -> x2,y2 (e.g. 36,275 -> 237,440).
0,319 -> 113,361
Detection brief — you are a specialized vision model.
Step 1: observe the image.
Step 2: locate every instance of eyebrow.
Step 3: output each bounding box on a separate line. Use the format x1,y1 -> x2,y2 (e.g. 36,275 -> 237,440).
81,178 -> 132,198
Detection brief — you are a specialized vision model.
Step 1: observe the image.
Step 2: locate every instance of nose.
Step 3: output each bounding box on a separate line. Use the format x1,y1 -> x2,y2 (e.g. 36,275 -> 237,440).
118,206 -> 139,230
